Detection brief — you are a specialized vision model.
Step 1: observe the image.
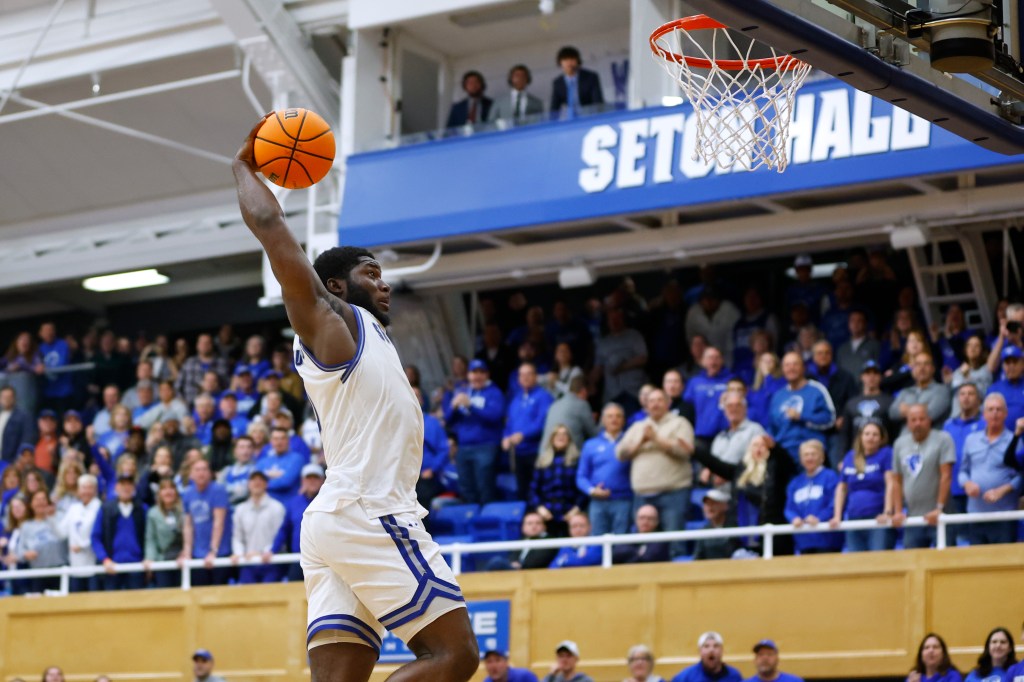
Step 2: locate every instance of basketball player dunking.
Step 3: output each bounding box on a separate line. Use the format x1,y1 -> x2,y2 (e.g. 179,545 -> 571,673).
233,115 -> 478,681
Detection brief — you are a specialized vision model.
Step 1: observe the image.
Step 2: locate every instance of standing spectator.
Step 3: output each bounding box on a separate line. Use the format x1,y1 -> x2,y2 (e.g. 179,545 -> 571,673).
176,334 -> 230,408
2,331 -> 42,416
710,391 -> 766,467
932,305 -> 969,372
986,302 -> 1024,378
231,470 -> 285,584
529,426 -> 587,537
987,345 -> 1024,425
544,342 -> 585,400
51,459 -> 82,525
254,427 -> 306,504
692,489 -> 740,561
192,394 -> 217,446
485,511 -> 560,571
821,279 -> 857,351
61,473 -> 101,592
612,504 -> 670,564
687,288 -> 741,361
785,440 -> 843,555
943,383 -> 985,547
591,307 -> 648,410
2,495 -> 30,595
446,70 -> 492,128
139,335 -> 173,382
786,255 -> 828,321
959,394 -> 1020,545
882,328 -> 929,394
34,410 -> 59,476
444,360 -> 505,506
890,405 -> 955,549
733,287 -> 780,380
836,310 -> 880,382
550,45 -> 604,118
38,322 -> 73,413
416,387 -> 450,511
482,649 -> 540,682
273,463 -> 325,582
476,326 -> 516,393
91,385 -> 122,437
831,421 -> 896,552
623,644 -> 663,682
663,369 -> 695,424
840,361 -> 894,457
746,640 -> 804,682
807,340 -> 858,465
616,389 -> 694,553
577,403 -> 631,536
963,628 -> 1016,682
235,335 -> 271,379
147,381 -> 188,428
18,489 -> 66,592
144,479 -> 184,588
503,363 -> 554,500
92,330 -> 133,392
684,347 -> 733,449
122,360 -> 155,411
0,386 -> 35,464
769,352 -> 836,462
749,353 -> 785,429
192,649 -> 227,682
91,474 -> 146,590
548,511 -> 601,569
907,633 -> 962,682
229,367 -> 261,415
542,376 -> 597,452
215,323 -> 240,360
489,64 -> 544,124
671,632 -> 743,682
945,334 -> 992,418
182,459 -> 232,586
217,392 -> 249,439
890,353 -> 952,434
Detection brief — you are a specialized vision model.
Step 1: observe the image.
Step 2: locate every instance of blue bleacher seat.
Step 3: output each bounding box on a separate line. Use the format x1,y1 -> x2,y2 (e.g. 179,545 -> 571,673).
495,473 -> 518,501
429,504 -> 480,536
468,501 -> 527,543
689,488 -> 709,520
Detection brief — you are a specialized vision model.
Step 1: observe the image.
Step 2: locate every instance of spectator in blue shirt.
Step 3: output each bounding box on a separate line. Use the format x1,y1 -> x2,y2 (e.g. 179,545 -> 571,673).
987,345 -> 1024,425
91,384 -> 122,437
769,352 -> 836,462
683,346 -> 732,447
749,353 -> 785,429
482,650 -> 540,682
273,463 -> 324,582
444,359 -> 505,505
503,363 -> 554,500
830,421 -> 896,552
672,631 -> 743,682
182,458 -> 232,586
38,322 -> 74,413
746,640 -> 804,682
907,633 -> 962,682
964,627 -> 1016,682
785,440 -> 842,554
959,393 -> 1021,544
577,403 -> 631,536
91,474 -> 147,590
229,367 -> 261,416
255,427 -> 306,504
530,425 -> 587,538
235,334 -> 272,381
219,436 -> 257,505
1006,623 -> 1024,682
192,393 -> 218,446
415,387 -> 450,511
942,383 -> 985,547
548,511 -> 601,568
217,392 -> 249,439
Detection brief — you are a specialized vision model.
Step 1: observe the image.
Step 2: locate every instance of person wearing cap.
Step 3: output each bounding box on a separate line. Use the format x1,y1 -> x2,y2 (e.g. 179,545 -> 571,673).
768,352 -> 836,463
784,440 -> 843,554
891,405 -> 956,549
58,408 -> 90,464
228,365 -> 260,415
91,473 -> 147,590
942,382 -> 985,547
191,649 -> 226,682
836,310 -> 880,385
542,640 -> 594,682
691,489 -> 741,561
444,359 -> 505,505
672,632 -> 742,682
986,301 -> 1024,379
986,344 -> 1024,426
182,458 -> 233,585
889,353 -> 951,435
959,393 -> 1021,544
839,360 -> 894,456
483,649 -> 539,682
745,640 -> 803,682
231,469 -> 286,583
785,254 -> 827,322
272,462 -> 325,581
0,385 -> 35,465
624,644 -> 663,682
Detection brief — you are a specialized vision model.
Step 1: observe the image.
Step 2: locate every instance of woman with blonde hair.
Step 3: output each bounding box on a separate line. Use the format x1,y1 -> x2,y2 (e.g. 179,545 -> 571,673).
528,425 -> 587,537
748,352 -> 785,429
51,459 -> 83,525
624,644 -> 663,682
830,420 -> 896,552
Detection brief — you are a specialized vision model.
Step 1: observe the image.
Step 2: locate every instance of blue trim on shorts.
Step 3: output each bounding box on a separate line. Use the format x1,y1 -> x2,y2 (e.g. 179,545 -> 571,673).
340,307 -> 366,383
306,613 -> 382,652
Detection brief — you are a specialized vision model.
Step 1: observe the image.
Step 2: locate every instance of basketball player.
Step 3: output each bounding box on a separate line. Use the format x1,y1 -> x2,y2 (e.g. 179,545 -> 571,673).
233,114 -> 478,681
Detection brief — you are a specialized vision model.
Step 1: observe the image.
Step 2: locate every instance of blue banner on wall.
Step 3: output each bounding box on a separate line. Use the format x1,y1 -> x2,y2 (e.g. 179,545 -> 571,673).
378,599 -> 511,664
338,78 -> 1024,247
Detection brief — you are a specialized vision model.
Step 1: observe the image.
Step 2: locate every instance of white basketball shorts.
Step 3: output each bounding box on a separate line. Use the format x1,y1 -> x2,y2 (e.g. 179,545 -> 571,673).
301,500 -> 466,656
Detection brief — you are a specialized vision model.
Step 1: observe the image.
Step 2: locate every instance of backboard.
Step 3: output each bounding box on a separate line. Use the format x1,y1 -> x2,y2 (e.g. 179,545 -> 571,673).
685,0 -> 1024,154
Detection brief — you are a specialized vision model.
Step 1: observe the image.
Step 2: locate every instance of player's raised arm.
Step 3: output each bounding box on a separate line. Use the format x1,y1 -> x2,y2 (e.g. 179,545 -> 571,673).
232,115 -> 355,366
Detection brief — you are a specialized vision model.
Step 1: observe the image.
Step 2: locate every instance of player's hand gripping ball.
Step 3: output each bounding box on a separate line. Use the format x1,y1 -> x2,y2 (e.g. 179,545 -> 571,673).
254,108 -> 336,189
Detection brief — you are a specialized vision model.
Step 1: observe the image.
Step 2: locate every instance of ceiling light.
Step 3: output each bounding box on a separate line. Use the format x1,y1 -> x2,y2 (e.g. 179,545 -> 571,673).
889,224 -> 928,249
558,265 -> 595,289
83,269 -> 169,292
785,262 -> 846,280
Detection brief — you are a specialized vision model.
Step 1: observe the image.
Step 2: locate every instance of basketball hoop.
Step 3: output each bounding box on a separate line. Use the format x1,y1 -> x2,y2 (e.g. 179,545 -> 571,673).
650,15 -> 812,172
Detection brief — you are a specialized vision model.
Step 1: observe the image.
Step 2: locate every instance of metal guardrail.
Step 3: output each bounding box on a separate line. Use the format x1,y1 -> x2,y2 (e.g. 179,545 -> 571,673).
3,510 -> 1022,595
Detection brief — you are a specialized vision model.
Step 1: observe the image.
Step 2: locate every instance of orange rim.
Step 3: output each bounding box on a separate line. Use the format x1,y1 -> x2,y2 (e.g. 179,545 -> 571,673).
649,15 -> 806,72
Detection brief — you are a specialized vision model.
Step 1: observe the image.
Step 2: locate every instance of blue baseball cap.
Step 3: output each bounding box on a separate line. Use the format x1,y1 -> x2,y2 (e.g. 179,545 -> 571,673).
38,409 -> 56,419
468,359 -> 488,372
18,442 -> 34,454
192,649 -> 214,661
482,649 -> 509,659
1002,345 -> 1023,360
753,639 -> 778,653
233,366 -> 252,376
63,409 -> 82,420
861,359 -> 881,373
262,370 -> 283,379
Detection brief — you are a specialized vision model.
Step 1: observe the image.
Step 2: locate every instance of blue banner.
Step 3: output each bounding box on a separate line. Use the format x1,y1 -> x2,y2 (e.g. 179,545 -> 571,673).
338,78 -> 1024,247
378,599 -> 511,664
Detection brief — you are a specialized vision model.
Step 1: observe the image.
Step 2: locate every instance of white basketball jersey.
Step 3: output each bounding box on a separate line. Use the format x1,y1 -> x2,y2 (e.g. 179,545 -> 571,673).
294,305 -> 424,518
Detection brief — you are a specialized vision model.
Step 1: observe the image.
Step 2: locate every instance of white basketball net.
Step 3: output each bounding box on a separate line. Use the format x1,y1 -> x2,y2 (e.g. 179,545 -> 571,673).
651,19 -> 812,172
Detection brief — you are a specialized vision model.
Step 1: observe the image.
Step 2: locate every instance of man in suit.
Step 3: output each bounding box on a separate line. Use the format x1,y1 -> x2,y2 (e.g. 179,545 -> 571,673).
446,70 -> 492,128
550,46 -> 604,117
489,64 -> 544,125
0,386 -> 35,464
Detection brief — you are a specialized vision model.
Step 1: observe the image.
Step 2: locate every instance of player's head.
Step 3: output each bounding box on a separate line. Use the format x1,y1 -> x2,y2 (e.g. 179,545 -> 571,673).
313,246 -> 391,326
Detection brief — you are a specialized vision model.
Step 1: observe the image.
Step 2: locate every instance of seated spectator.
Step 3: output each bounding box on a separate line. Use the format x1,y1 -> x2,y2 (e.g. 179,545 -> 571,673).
144,479 -> 184,589
217,393 -> 248,440
192,393 -> 217,446
591,306 -> 648,412
945,334 -> 991,418
959,394 -> 1020,545
192,648 -> 226,682
808,340 -> 858,465
205,420 -> 234,474
60,473 -> 100,592
541,377 -> 597,463
684,347 -> 732,448
692,489 -> 740,561
1007,623 -> 1024,682
840,360 -> 894,456
891,405 -> 955,549
988,345 -> 1024,425
229,367 -> 261,415
1,332 -> 42,417
548,511 -> 601,568
540,641 -> 593,682
130,382 -> 159,429
577,403 -> 631,536
235,335 -> 271,380
176,333 -> 230,407
747,640 -> 804,682
785,440 -> 843,555
92,474 -> 146,590
831,421 -> 896,552
486,511 -> 559,571
623,644 -> 663,682
627,384 -> 656,427
529,425 -> 586,537
710,390 -> 766,467
38,321 -> 74,414
482,649 -> 539,682
748,352 -> 785,429
489,64 -> 543,125
504,363 -> 554,500
837,309 -> 880,382
769,352 -> 835,462
0,466 -> 21,517
445,360 -> 505,506
0,386 -> 35,465
613,504 -> 669,564
964,628 -> 1016,682
139,335 -> 174,382
246,421 -> 270,459
447,70 -> 492,128
59,408 -> 89,465
122,361 -> 155,412
231,470 -> 285,584
18,489 -> 66,592
890,353 -> 951,434
182,459 -> 232,586
273,464 -> 325,582
254,427 -> 306,504
550,45 -> 604,118
91,385 -> 122,438
672,632 -> 743,682
906,633 -> 962,682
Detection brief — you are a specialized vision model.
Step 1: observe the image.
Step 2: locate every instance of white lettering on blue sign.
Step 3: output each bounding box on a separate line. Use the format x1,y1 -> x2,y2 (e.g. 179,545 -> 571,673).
578,88 -> 931,192
379,599 -> 510,664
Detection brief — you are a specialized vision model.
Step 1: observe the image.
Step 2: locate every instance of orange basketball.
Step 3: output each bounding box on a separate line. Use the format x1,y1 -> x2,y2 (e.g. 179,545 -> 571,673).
253,108 -> 335,189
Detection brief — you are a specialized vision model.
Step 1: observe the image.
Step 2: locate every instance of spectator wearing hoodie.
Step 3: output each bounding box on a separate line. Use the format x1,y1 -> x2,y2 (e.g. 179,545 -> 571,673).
444,359 -> 505,505
683,347 -> 732,447
503,363 -> 554,500
769,352 -> 836,462
785,440 -> 843,554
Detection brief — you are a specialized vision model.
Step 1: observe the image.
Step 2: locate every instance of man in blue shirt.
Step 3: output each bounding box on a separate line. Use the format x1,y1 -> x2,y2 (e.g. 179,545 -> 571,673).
273,463 -> 324,582
959,393 -> 1021,544
744,640 -> 803,682
577,403 -> 631,536
482,650 -> 539,682
683,346 -> 732,447
502,363 -> 554,500
769,352 -> 836,462
182,458 -> 232,586
444,359 -> 505,505
987,345 -> 1024,425
255,427 -> 306,504
942,382 -> 985,547
217,392 -> 250,439
38,321 -> 73,413
672,631 -> 743,682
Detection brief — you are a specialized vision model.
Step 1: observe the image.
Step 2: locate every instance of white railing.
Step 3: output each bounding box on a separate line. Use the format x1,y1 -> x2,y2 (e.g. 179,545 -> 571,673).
2,510 -> 1022,594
